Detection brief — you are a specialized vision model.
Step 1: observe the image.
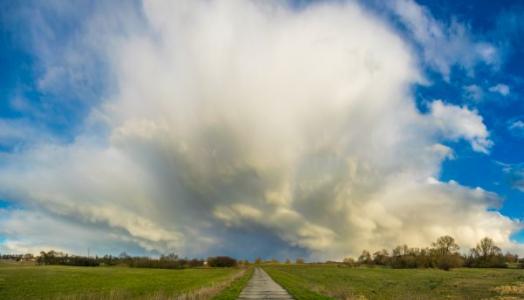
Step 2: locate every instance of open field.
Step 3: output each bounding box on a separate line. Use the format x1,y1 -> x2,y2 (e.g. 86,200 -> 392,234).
264,264 -> 524,299
213,267 -> 253,300
0,261 -> 243,299
3,260 -> 524,299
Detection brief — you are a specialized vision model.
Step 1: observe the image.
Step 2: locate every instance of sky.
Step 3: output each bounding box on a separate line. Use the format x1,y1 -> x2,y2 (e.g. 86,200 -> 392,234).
0,0 -> 523,260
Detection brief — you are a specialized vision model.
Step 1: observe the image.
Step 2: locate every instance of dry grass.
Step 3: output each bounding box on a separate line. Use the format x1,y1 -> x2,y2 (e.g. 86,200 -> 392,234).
492,282 -> 524,299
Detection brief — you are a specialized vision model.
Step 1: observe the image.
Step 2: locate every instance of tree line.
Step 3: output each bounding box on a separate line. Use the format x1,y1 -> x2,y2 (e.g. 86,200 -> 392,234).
29,250 -> 237,268
0,253 -> 34,261
1,235 -> 521,270
345,236 -> 521,270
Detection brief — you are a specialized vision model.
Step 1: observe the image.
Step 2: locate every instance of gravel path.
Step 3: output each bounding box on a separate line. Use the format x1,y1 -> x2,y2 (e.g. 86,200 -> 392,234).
237,267 -> 293,299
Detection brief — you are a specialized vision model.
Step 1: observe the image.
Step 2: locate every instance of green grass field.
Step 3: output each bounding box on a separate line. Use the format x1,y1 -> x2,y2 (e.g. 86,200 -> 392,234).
264,264 -> 524,299
0,261 -> 242,299
3,261 -> 524,300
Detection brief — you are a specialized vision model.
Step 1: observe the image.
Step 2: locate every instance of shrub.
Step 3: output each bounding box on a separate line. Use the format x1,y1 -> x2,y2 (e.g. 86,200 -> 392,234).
207,256 -> 237,267
436,255 -> 463,271
342,257 -> 356,267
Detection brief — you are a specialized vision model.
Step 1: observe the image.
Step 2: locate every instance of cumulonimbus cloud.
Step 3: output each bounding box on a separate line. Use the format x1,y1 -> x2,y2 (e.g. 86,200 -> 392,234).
0,0 -> 521,259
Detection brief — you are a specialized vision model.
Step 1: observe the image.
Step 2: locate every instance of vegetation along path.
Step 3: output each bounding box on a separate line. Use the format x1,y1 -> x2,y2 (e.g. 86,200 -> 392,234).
238,267 -> 293,299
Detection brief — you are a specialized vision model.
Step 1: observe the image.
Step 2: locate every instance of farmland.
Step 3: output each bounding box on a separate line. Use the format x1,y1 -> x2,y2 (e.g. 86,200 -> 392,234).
264,264 -> 524,299
0,261 -> 245,299
2,260 -> 524,299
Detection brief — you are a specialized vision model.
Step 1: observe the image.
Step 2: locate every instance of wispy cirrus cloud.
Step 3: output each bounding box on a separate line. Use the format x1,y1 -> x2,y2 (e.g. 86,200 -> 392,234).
388,0 -> 499,80
508,120 -> 524,138
498,162 -> 524,192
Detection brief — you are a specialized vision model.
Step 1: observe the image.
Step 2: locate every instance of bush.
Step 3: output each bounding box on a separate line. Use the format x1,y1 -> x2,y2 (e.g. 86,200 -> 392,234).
207,256 -> 237,267
465,255 -> 506,268
37,251 -> 100,266
436,255 -> 463,271
342,257 -> 356,267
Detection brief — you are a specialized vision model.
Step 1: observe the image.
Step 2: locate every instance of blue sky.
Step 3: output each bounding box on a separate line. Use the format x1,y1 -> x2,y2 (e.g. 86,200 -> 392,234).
375,0 -> 524,226
410,1 -> 524,232
0,0 -> 523,259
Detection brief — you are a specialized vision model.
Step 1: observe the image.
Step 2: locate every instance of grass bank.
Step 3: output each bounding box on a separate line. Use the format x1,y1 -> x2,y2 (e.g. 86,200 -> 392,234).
0,261 -> 241,299
264,264 -> 524,299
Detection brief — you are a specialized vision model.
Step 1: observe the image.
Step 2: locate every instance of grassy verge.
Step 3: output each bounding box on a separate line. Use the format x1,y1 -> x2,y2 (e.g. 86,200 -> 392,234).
264,265 -> 332,300
264,264 -> 524,299
0,262 -> 241,299
213,267 -> 254,299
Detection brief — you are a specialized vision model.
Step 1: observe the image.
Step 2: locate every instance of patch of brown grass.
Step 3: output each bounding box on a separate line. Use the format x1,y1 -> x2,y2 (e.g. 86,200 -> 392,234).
492,282 -> 524,299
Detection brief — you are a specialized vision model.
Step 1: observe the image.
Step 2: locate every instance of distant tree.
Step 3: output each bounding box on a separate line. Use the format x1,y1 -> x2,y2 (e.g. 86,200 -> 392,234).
475,237 -> 502,258
465,237 -> 505,268
519,258 -> 524,269
372,249 -> 389,265
415,248 -> 433,268
435,254 -> 463,271
295,258 -> 305,264
23,253 -> 34,261
431,236 -> 462,270
504,252 -> 518,263
432,236 -> 460,255
187,258 -> 204,268
392,245 -> 409,257
160,253 -> 178,261
342,257 -> 356,267
358,250 -> 372,265
285,259 -> 291,264
207,256 -> 237,267
255,257 -> 262,264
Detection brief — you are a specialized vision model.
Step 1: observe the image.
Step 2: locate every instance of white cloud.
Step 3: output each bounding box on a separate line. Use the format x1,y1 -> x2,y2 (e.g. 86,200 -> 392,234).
0,209 -> 159,255
0,0 -> 520,259
429,144 -> 455,160
489,83 -> 511,96
429,100 -> 493,153
463,84 -> 484,101
508,120 -> 524,138
498,162 -> 524,193
389,0 -> 499,79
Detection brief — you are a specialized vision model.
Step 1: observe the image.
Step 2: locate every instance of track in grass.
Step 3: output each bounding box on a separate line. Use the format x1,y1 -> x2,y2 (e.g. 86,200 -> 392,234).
238,267 -> 293,299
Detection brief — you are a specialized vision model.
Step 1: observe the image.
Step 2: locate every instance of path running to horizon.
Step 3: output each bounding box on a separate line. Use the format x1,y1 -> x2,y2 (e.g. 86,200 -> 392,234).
237,267 -> 294,299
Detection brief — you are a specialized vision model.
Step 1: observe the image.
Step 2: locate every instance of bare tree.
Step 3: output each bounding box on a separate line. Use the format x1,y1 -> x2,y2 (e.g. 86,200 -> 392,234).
474,237 -> 501,258
358,250 -> 372,264
432,235 -> 460,255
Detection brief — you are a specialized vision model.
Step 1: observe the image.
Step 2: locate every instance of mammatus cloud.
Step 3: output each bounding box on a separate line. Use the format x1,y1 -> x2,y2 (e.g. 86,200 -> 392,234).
0,0 -> 521,259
